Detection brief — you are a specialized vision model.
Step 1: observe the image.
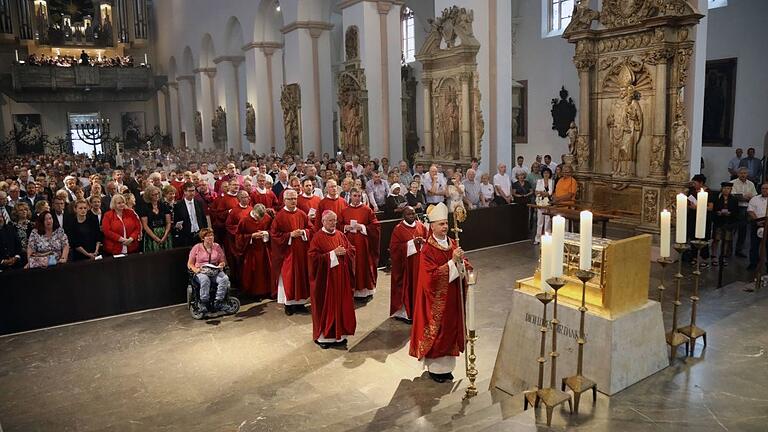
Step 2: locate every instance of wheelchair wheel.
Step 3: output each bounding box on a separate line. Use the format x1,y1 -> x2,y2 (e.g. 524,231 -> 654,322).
223,297 -> 240,314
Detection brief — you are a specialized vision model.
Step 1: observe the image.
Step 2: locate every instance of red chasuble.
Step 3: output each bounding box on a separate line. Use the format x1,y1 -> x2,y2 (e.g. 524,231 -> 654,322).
388,220 -> 428,317
316,196 -> 348,231
340,203 -> 381,295
235,212 -> 273,297
297,194 -> 321,218
209,193 -> 239,232
308,229 -> 357,341
269,207 -> 312,302
409,236 -> 470,361
225,204 -> 252,285
250,189 -> 280,211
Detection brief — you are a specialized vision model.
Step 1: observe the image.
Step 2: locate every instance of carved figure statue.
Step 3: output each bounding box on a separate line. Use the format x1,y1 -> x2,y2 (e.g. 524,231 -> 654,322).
345,26 -> 359,61
212,106 -> 227,148
565,0 -> 600,34
671,115 -> 689,162
567,121 -> 579,156
194,111 -> 202,143
437,91 -> 459,158
340,92 -> 362,156
429,6 -> 474,49
576,135 -> 590,169
281,84 -> 301,154
245,102 -> 256,143
607,85 -> 643,177
650,136 -> 666,173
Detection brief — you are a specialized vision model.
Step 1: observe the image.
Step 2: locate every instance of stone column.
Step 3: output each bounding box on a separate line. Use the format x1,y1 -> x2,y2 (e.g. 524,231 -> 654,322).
194,67 -> 216,150
309,27 -> 324,157
215,56 -> 245,153
574,59 -> 593,172
650,56 -> 669,179
177,75 -> 197,149
460,73 -> 471,158
422,79 -> 432,156
167,82 -> 182,148
156,88 -> 168,135
243,42 -> 284,154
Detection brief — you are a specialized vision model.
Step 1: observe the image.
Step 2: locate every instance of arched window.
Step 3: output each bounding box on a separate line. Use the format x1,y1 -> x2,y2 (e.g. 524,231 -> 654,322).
547,0 -> 573,35
401,6 -> 415,64
708,0 -> 727,9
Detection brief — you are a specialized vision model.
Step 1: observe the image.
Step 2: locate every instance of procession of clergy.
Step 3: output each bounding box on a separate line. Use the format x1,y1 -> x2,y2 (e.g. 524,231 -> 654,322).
219,179 -> 469,383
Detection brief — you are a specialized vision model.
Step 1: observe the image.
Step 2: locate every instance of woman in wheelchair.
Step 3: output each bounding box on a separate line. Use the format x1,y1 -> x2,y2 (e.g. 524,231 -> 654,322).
187,228 -> 231,314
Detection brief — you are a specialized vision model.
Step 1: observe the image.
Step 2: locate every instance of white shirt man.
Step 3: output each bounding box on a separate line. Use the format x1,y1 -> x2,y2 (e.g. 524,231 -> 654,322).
422,166 -> 447,205
493,164 -> 511,199
185,196 -> 201,233
732,169 -> 757,208
510,157 -> 529,179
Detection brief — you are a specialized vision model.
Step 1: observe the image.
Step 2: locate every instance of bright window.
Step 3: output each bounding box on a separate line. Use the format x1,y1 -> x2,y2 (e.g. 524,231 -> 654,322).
548,0 -> 573,35
401,7 -> 415,64
708,0 -> 727,9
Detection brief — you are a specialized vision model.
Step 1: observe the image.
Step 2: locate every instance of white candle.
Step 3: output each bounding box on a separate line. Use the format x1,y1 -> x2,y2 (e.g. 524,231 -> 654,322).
695,190 -> 708,239
660,209 -> 671,258
540,233 -> 552,292
579,211 -> 593,270
15,49 -> 19,62
552,215 -> 565,277
676,193 -> 687,244
466,286 -> 476,331
144,53 -> 148,64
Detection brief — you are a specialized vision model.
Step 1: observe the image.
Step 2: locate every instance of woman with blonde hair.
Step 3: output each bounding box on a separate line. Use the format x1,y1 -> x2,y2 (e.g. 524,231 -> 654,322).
139,185 -> 173,252
102,194 -> 142,255
11,202 -> 34,252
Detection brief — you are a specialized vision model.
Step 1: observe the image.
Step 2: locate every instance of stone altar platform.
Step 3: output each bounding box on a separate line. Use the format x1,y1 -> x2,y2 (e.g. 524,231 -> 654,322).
490,289 -> 668,396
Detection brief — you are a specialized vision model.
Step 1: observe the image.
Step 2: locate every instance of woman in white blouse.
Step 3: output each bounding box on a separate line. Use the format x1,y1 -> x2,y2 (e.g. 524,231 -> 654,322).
479,173 -> 495,208
534,167 -> 555,244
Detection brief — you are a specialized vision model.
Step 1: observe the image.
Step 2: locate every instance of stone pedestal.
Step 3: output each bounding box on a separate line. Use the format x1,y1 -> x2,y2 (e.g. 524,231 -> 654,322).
490,290 -> 668,396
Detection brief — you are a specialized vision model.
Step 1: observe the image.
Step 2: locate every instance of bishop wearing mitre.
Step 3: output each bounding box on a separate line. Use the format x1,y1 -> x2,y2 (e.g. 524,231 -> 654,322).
409,202 -> 471,383
340,188 -> 381,302
270,189 -> 312,315
308,210 -> 357,349
389,206 -> 427,323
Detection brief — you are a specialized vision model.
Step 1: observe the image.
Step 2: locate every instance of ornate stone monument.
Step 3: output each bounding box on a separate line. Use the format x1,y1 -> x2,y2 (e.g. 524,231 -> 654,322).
211,106 -> 227,149
194,111 -> 203,144
416,6 -> 484,169
337,25 -> 369,157
280,83 -> 302,155
245,102 -> 256,143
563,0 -> 703,231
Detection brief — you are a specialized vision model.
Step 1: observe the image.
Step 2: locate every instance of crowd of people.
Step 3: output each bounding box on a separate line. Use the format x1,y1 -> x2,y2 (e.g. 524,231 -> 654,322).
23,52 -> 138,68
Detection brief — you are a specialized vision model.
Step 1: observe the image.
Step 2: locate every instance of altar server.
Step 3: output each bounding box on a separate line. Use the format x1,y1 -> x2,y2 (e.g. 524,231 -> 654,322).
389,206 -> 427,323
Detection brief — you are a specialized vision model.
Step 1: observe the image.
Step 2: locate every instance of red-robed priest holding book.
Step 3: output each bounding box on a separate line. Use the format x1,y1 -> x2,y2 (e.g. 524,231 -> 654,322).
409,202 -> 471,383
388,206 -> 427,323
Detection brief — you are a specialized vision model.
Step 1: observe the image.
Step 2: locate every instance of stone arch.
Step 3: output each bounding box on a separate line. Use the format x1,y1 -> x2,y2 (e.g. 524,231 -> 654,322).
224,16 -> 245,55
181,46 -> 194,75
254,0 -> 283,43
168,56 -> 178,81
200,33 -> 216,68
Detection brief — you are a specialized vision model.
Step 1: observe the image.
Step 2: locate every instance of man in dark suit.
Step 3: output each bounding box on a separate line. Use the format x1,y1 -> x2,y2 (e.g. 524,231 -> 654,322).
271,169 -> 289,197
20,182 -> 45,214
174,182 -> 208,247
51,196 -> 67,230
0,210 -> 23,270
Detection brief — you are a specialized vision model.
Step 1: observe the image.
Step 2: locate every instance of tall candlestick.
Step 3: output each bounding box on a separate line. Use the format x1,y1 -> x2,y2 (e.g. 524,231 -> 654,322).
552,216 -> 565,277
579,211 -> 592,270
660,209 -> 671,258
541,233 -> 552,292
695,190 -> 708,239
466,286 -> 476,331
676,193 -> 687,244
144,53 -> 148,65
15,49 -> 19,62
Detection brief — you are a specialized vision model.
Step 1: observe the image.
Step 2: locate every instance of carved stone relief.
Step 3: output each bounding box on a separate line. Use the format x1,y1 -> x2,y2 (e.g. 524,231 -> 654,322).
281,83 -> 302,155
211,106 -> 227,148
194,111 -> 202,143
606,77 -> 643,178
668,99 -> 690,182
433,78 -> 460,159
345,26 -> 359,61
245,102 -> 256,143
337,66 -> 368,157
642,187 -> 659,225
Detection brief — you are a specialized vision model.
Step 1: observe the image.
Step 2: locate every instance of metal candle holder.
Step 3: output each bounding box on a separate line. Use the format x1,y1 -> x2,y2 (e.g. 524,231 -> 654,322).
72,117 -> 110,157
524,292 -> 553,411
537,277 -> 572,426
464,329 -> 478,399
656,257 -> 673,302
667,243 -> 690,358
678,239 -> 708,356
561,270 -> 597,414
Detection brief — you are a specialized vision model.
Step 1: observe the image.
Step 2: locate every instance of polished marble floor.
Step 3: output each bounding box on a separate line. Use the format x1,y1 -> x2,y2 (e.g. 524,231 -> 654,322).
0,240 -> 766,431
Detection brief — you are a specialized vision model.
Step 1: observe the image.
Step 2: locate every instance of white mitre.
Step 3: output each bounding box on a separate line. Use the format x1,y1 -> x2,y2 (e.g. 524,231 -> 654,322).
427,202 -> 449,223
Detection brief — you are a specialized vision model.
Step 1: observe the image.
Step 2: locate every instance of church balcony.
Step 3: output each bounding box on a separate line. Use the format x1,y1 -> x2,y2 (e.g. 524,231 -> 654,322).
1,64 -> 165,102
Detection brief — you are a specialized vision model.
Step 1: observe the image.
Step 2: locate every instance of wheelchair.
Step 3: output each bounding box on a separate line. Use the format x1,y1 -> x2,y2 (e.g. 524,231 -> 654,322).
187,268 -> 241,319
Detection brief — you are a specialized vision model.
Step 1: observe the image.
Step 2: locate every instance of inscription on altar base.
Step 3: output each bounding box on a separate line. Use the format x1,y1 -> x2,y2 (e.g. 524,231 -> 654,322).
490,290 -> 668,396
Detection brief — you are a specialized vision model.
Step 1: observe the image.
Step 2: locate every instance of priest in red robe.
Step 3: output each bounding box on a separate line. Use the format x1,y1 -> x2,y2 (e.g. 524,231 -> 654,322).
270,189 -> 312,314
225,190 -> 252,288
298,178 -> 321,225
235,203 -> 272,299
340,188 -> 381,302
308,210 -> 356,349
389,206 -> 427,323
316,179 -> 347,231
209,181 -> 239,252
251,173 -> 280,211
409,202 -> 470,383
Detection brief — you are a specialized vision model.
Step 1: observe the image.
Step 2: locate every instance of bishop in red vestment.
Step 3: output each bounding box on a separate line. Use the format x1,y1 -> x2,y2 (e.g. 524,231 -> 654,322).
209,181 -> 239,242
235,204 -> 272,299
250,174 -> 280,211
409,202 -> 470,383
225,191 -> 252,288
340,188 -> 381,300
270,189 -> 312,314
298,178 -> 321,225
308,210 -> 356,349
316,179 -> 347,231
389,206 -> 427,322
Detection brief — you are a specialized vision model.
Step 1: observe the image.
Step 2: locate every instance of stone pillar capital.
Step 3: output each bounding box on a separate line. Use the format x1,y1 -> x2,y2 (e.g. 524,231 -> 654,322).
376,1 -> 393,14
213,55 -> 245,67
281,21 -> 333,35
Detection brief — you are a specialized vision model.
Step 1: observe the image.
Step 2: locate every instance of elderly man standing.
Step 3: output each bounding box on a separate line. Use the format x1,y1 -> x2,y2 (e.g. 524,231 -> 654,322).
389,206 -> 427,323
732,167 -> 757,257
366,171 -> 390,210
422,164 -> 446,205
340,188 -> 381,302
270,189 -> 312,314
316,179 -> 348,231
463,169 -> 481,209
728,148 -> 744,180
397,160 -> 413,188
493,163 -> 512,205
739,148 -> 763,185
308,210 -> 357,349
409,202 -> 471,383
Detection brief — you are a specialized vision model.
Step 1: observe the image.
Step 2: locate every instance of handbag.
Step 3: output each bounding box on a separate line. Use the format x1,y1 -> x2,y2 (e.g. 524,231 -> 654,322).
47,254 -> 58,267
